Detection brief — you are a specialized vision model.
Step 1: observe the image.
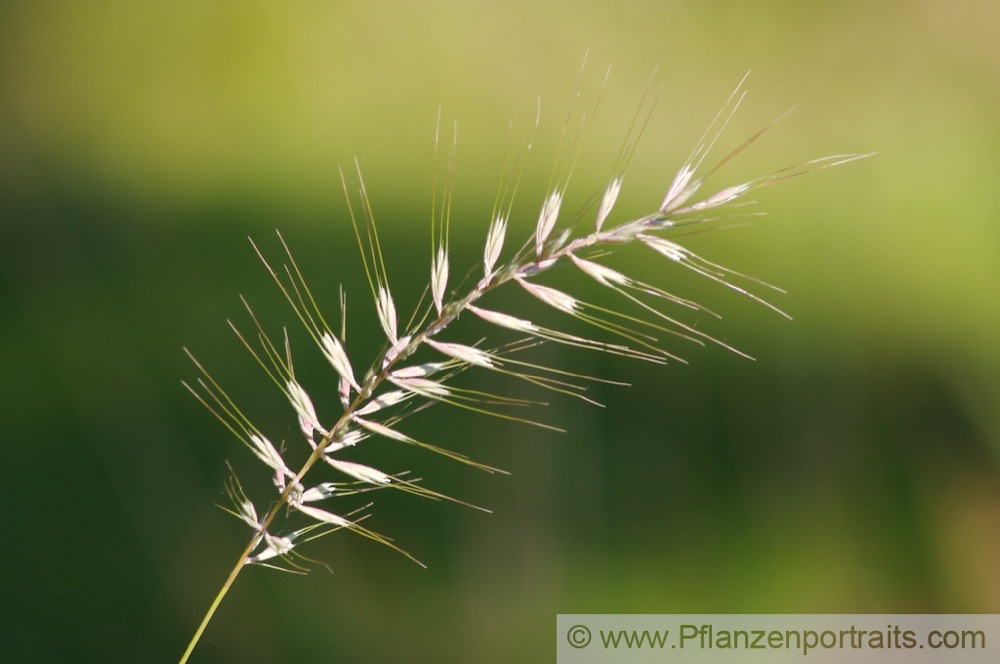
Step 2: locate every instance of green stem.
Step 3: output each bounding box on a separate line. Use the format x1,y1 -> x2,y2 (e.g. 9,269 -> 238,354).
178,535 -> 257,664
179,451 -> 325,663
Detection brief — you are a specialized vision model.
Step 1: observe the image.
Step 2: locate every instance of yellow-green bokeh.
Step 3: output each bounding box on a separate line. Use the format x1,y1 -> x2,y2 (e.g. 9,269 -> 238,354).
2,1 -> 998,662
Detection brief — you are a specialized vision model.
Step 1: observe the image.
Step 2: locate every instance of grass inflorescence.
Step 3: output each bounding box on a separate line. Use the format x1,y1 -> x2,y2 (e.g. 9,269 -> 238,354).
178,70 -> 871,662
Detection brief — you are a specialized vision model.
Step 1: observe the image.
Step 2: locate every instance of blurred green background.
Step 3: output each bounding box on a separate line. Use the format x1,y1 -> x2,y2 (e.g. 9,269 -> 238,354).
2,1 -> 998,662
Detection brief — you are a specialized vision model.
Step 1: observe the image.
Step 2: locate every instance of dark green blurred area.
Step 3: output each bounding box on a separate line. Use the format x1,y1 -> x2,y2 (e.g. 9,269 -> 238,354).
2,2 -> 999,662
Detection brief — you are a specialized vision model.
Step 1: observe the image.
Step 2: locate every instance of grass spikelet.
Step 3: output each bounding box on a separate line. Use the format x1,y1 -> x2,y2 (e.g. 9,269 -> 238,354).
483,214 -> 508,279
534,191 -> 564,255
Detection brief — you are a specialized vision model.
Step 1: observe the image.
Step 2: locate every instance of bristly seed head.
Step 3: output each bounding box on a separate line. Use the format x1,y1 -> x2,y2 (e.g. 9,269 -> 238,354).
187,70 -> 868,607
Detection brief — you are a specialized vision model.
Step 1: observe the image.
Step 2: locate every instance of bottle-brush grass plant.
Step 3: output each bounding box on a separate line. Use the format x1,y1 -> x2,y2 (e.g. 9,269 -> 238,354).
179,71 -> 870,662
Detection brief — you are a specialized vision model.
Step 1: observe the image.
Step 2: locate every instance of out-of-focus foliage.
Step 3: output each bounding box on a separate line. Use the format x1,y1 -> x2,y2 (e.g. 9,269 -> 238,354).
1,1 -> 998,662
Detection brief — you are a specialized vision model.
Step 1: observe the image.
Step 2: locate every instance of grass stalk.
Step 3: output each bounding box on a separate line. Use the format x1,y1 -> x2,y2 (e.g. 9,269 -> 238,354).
179,72 -> 870,661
